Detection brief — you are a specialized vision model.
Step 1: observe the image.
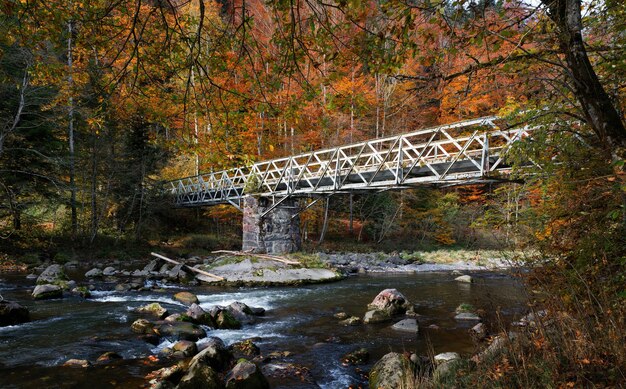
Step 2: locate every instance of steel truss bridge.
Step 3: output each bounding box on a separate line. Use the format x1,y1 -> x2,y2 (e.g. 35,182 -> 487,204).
167,115 -> 534,216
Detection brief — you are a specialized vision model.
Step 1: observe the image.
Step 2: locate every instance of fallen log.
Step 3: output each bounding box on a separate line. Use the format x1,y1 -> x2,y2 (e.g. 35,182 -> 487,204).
210,250 -> 301,265
150,252 -> 225,281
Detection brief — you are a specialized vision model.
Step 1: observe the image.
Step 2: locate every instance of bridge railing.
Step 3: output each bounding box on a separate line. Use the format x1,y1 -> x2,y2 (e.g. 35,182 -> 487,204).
167,115 -> 534,208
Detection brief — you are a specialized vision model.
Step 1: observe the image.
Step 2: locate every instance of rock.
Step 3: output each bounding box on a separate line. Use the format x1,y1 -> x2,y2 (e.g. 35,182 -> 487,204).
434,352 -> 460,364
339,316 -> 362,326
334,312 -> 348,320
102,266 -> 117,276
63,359 -> 91,367
173,291 -> 199,306
96,351 -> 123,363
368,289 -> 411,315
85,268 -> 103,278
26,274 -> 38,280
433,359 -> 463,383
132,270 -> 148,277
164,314 -> 182,322
230,339 -> 261,359
455,275 -> 473,283
454,312 -> 481,321
131,319 -> 155,334
71,286 -> 91,298
0,301 -> 30,326
451,270 -> 463,276
177,360 -> 222,389
514,310 -> 548,327
428,324 -> 440,330
168,264 -> 187,280
470,322 -> 487,340
32,284 -> 63,300
159,264 -> 170,274
115,283 -> 131,292
391,318 -> 419,333
474,335 -> 508,362
136,303 -> 169,319
193,337 -> 233,371
369,352 -> 410,389
363,309 -> 391,324
147,364 -> 185,388
143,259 -> 161,272
215,310 -> 241,329
341,348 -> 369,365
161,340 -> 198,359
36,264 -> 68,285
185,304 -> 213,326
249,306 -> 265,316
155,321 -> 207,341
225,361 -> 269,389
455,303 -> 476,314
226,302 -> 256,325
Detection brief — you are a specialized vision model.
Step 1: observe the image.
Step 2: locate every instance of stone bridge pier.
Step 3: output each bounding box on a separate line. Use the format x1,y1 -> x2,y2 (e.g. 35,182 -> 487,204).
242,196 -> 302,254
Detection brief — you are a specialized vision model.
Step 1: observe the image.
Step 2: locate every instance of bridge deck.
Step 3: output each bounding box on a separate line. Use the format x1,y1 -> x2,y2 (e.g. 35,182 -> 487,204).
167,116 -> 533,210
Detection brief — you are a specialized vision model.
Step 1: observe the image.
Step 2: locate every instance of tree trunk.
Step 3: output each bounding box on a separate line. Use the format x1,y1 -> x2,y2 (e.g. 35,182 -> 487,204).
68,20 -> 78,236
542,0 -> 626,159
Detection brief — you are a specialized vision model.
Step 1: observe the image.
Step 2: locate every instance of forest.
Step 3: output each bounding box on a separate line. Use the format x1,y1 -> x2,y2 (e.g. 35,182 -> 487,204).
1,0 -> 625,386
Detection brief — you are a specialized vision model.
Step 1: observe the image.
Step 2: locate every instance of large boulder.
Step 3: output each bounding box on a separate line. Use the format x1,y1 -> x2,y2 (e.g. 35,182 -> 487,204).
36,264 -> 68,285
32,284 -> 63,300
368,289 -> 411,316
136,303 -> 169,319
214,310 -> 241,329
0,301 -> 30,326
177,360 -> 223,389
161,340 -> 198,359
193,337 -> 233,371
226,302 -> 256,325
185,304 -> 213,326
229,340 -> 260,360
225,361 -> 269,389
173,291 -> 199,306
369,352 -> 411,389
154,322 -> 207,342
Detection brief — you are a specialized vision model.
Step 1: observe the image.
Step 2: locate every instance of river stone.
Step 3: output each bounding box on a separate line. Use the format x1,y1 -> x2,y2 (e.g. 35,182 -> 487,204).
173,291 -> 199,305
249,306 -> 265,316
32,284 -> 63,300
341,348 -> 369,365
63,359 -> 92,368
136,303 -> 169,319
227,302 -> 256,325
193,337 -> 233,371
455,303 -> 476,314
85,268 -> 103,278
185,303 -> 213,326
165,313 -> 182,322
71,287 -> 91,298
454,312 -> 481,321
169,340 -> 198,358
334,312 -> 348,320
143,259 -> 160,272
132,270 -> 148,277
102,266 -> 117,276
368,289 -> 410,315
363,309 -> 391,324
155,321 -> 207,341
339,316 -> 362,326
455,275 -> 473,283
131,319 -> 155,334
470,322 -> 487,340
96,351 -> 123,363
230,339 -> 261,360
177,359 -> 222,389
434,352 -> 460,364
369,352 -> 410,389
225,361 -> 269,389
36,264 -> 68,285
215,310 -> 241,329
0,301 -> 30,326
391,318 -> 419,333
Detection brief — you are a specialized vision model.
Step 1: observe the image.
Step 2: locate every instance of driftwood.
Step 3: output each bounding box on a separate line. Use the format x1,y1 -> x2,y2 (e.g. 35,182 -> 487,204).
150,252 -> 225,281
211,250 -> 301,265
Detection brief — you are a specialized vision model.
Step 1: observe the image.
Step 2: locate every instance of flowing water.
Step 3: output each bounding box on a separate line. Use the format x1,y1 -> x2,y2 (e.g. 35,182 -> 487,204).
0,270 -> 527,388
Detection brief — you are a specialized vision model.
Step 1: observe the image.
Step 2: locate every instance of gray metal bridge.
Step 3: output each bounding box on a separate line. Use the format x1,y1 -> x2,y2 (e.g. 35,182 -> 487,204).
167,115 -> 533,215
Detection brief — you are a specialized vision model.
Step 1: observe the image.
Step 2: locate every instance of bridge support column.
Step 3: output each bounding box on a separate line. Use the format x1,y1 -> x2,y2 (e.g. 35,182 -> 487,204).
242,196 -> 301,254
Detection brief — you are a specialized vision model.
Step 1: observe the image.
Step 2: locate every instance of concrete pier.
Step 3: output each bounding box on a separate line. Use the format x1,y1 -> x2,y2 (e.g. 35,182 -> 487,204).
242,196 -> 301,254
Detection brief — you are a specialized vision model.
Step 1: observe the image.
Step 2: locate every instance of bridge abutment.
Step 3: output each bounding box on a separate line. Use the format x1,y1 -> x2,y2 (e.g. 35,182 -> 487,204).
242,196 -> 301,254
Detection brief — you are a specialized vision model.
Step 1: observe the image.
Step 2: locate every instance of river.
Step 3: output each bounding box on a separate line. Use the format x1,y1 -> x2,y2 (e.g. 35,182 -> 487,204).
0,270 -> 526,388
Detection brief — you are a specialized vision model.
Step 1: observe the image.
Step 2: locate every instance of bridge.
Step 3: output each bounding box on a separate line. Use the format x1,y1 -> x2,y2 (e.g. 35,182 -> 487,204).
167,115 -> 534,254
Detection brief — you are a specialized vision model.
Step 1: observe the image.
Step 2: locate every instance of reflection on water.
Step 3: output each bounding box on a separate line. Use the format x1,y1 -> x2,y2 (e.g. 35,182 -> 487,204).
0,271 -> 527,388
